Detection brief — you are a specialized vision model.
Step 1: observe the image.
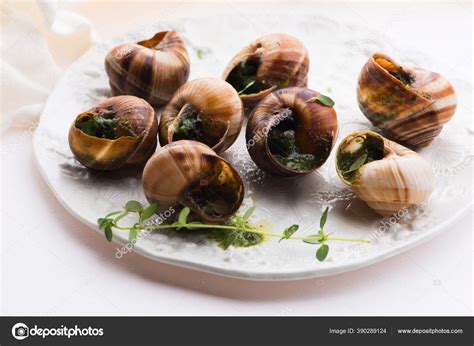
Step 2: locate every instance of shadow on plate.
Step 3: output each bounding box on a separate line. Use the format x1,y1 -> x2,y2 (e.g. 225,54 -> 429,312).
60,161 -> 144,183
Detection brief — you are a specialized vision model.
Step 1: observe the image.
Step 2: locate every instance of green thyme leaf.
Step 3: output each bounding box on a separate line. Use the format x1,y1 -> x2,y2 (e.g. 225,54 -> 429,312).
129,229 -> 138,243
125,200 -> 143,212
344,153 -> 368,174
308,94 -> 335,107
140,203 -> 158,222
104,225 -> 113,242
105,211 -> 122,218
178,207 -> 190,225
78,116 -> 115,139
279,224 -> 299,242
113,211 -> 129,223
99,200 -> 371,263
318,230 -> 325,239
187,221 -> 204,225
320,207 -> 329,230
97,218 -> 108,230
243,205 -> 257,221
238,80 -> 256,95
197,49 -> 204,59
220,231 -> 239,250
303,234 -> 322,244
316,244 -> 329,261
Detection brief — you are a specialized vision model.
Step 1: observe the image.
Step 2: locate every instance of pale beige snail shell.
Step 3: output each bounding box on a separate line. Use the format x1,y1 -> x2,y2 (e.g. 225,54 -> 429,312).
357,52 -> 457,147
336,131 -> 435,215
142,140 -> 244,223
158,78 -> 244,154
105,30 -> 190,107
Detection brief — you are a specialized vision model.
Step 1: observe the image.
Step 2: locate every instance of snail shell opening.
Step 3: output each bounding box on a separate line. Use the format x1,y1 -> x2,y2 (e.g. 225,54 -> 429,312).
159,78 -> 244,154
105,30 -> 190,107
246,87 -> 338,177
357,52 -> 457,148
142,140 -> 244,223
336,131 -> 435,215
68,96 -> 158,171
222,33 -> 309,109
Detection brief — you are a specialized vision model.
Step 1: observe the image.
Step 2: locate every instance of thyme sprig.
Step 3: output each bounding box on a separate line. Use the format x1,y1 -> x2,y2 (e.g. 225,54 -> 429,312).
307,94 -> 335,107
98,201 -> 370,262
237,80 -> 256,95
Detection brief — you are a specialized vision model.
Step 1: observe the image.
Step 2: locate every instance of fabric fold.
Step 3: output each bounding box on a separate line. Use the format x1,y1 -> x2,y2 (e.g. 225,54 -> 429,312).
0,0 -> 98,133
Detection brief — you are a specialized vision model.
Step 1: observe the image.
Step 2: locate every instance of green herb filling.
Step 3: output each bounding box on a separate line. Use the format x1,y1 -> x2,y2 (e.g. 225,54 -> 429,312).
172,107 -> 208,144
196,182 -> 238,218
267,112 -> 317,171
226,58 -> 262,95
208,213 -> 265,249
76,113 -> 116,139
337,135 -> 384,182
390,67 -> 413,87
375,57 -> 413,87
188,163 -> 241,219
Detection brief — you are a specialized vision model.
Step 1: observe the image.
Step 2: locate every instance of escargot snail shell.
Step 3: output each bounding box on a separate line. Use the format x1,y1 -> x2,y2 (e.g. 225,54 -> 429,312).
159,78 -> 244,154
222,33 -> 309,108
336,131 -> 435,215
105,30 -> 190,107
357,53 -> 457,147
68,96 -> 158,171
246,87 -> 338,176
142,140 -> 244,223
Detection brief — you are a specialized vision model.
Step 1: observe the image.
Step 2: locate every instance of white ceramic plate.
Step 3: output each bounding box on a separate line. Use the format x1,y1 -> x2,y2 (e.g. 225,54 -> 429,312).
34,15 -> 473,280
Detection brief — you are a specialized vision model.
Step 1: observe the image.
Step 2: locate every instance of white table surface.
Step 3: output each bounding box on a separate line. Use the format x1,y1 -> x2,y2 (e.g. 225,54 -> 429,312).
1,1 -> 472,316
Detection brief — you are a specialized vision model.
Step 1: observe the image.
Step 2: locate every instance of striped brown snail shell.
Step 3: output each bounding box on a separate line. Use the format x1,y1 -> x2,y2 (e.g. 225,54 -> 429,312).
357,53 -> 457,148
222,33 -> 309,109
105,30 -> 190,107
336,131 -> 435,215
142,140 -> 244,223
159,78 -> 244,154
68,96 -> 158,170
246,87 -> 338,176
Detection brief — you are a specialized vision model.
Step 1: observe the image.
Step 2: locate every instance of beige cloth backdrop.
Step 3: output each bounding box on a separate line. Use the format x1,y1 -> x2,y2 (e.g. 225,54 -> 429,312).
0,0 -> 98,132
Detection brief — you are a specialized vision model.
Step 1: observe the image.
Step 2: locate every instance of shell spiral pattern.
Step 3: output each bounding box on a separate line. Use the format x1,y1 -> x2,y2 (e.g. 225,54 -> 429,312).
357,53 -> 457,147
68,95 -> 158,171
105,30 -> 190,107
159,78 -> 244,154
142,140 -> 244,223
336,131 -> 435,215
246,87 -> 338,176
223,33 -> 310,108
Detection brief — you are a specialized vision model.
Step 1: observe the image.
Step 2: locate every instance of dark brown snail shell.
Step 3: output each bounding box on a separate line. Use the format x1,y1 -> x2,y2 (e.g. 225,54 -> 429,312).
246,87 -> 338,176
222,33 -> 309,109
105,30 -> 190,107
68,96 -> 158,170
357,52 -> 457,147
142,140 -> 244,223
